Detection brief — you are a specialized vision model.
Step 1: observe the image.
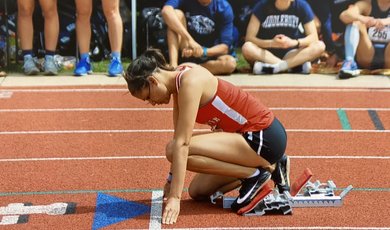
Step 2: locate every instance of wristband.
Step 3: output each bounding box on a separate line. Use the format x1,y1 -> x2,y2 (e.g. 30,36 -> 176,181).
203,47 -> 208,57
166,172 -> 172,184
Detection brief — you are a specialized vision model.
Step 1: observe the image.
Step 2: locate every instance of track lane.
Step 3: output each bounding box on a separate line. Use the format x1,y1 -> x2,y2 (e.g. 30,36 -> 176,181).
0,159 -> 388,228
0,133 -> 389,158
2,110 -> 389,131
1,88 -> 390,109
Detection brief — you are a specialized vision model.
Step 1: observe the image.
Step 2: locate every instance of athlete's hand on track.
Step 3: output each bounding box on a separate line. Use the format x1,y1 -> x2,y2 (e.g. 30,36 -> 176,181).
162,197 -> 180,224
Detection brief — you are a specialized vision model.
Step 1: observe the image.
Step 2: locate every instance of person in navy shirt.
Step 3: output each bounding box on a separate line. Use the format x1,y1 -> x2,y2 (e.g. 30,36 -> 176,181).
161,0 -> 237,75
242,0 -> 325,75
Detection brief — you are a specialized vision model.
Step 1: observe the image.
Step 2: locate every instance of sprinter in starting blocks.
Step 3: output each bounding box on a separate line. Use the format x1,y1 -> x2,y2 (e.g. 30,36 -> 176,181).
210,168 -> 353,216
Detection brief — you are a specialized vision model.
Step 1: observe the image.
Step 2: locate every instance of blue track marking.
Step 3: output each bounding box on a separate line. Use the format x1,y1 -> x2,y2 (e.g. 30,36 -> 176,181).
92,193 -> 150,230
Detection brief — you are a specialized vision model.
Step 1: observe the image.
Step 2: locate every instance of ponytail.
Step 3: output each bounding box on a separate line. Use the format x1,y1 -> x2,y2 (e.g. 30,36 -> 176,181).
124,49 -> 174,94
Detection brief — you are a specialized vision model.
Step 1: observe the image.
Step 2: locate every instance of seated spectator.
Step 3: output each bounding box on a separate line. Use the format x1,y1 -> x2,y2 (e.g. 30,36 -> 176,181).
161,0 -> 236,75
241,0 -> 325,75
17,0 -> 59,75
74,0 -> 123,77
305,0 -> 357,68
338,0 -> 390,79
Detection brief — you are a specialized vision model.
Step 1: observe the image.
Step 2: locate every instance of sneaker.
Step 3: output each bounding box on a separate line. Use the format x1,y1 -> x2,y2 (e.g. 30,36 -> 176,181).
271,154 -> 290,193
290,61 -> 312,74
43,55 -> 58,76
108,57 -> 123,77
231,168 -> 272,213
253,61 -> 275,75
23,55 -> 40,75
338,60 -> 360,79
74,57 -> 92,76
253,61 -> 264,74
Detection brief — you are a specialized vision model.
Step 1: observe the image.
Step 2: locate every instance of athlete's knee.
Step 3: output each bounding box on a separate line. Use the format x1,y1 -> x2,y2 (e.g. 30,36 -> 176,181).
220,56 -> 237,74
18,4 -> 34,17
188,181 -> 209,201
241,41 -> 257,61
307,40 -> 326,58
165,140 -> 174,163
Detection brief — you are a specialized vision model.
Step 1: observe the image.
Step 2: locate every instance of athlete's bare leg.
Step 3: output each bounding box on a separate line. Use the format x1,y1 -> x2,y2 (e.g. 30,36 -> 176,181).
241,41 -> 282,65
17,0 -> 35,51
102,0 -> 123,53
39,0 -> 59,51
166,9 -> 187,68
75,0 -> 92,54
166,132 -> 275,199
200,55 -> 237,75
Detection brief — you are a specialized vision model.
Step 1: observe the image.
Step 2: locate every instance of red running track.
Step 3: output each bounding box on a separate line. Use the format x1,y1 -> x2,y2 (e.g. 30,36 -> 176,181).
0,86 -> 389,229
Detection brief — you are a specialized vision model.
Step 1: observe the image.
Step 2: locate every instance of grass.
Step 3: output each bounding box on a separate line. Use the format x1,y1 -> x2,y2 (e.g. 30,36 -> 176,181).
2,49 -> 249,75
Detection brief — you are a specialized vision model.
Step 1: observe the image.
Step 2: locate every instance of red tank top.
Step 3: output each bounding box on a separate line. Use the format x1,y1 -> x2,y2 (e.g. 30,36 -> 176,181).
175,66 -> 274,133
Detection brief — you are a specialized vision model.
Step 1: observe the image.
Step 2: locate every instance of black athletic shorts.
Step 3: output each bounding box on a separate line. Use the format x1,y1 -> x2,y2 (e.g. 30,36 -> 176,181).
242,117 -> 287,165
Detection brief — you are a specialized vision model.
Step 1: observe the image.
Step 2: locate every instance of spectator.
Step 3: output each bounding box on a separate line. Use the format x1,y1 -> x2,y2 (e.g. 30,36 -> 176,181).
17,0 -> 59,75
74,0 -> 123,77
305,0 -> 357,68
161,0 -> 237,75
242,0 -> 325,75
338,0 -> 390,79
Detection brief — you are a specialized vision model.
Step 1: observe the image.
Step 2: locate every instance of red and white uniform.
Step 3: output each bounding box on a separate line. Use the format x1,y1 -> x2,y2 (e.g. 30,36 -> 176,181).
176,66 -> 274,133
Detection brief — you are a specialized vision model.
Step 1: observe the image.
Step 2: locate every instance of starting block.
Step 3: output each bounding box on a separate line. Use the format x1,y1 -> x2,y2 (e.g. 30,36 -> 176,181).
211,168 -> 353,216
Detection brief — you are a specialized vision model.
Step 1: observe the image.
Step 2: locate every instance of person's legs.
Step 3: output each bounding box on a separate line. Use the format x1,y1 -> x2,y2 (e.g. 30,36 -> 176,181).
17,0 -> 39,75
166,9 -> 187,68
200,54 -> 237,75
74,0 -> 92,76
189,174 -> 240,201
279,40 -> 325,73
166,131 -> 274,211
355,23 -> 376,69
241,41 -> 282,65
102,0 -> 123,76
339,22 -> 365,78
384,44 -> 390,69
39,0 -> 59,75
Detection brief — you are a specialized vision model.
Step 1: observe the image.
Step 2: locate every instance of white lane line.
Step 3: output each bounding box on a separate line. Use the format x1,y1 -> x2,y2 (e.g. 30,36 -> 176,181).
1,107 -> 390,112
0,155 -> 388,162
149,190 -> 163,230
2,88 -> 390,92
0,129 -> 389,135
160,227 -> 390,230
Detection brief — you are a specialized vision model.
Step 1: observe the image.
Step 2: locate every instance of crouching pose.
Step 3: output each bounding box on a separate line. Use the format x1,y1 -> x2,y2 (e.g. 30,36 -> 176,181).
123,49 -> 290,224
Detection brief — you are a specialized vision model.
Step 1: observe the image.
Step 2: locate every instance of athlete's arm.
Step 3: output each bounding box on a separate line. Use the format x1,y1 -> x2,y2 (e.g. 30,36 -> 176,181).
299,20 -> 320,47
339,0 -> 372,25
161,5 -> 194,44
245,15 -> 272,48
162,68 -> 204,225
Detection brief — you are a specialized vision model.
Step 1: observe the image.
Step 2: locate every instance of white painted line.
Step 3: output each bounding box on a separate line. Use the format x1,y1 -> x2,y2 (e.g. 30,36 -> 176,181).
161,227 -> 390,230
0,129 -> 389,135
0,108 -> 172,112
0,156 -> 165,162
2,88 -> 390,93
0,91 -> 13,99
1,107 -> 390,113
149,190 -> 163,230
0,155 -> 388,163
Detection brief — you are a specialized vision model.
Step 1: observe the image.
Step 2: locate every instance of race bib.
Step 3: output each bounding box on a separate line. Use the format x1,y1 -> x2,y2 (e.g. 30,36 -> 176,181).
368,27 -> 390,43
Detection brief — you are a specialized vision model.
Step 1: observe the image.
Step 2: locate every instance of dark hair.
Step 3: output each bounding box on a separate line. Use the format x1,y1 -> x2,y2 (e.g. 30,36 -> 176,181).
124,49 -> 174,94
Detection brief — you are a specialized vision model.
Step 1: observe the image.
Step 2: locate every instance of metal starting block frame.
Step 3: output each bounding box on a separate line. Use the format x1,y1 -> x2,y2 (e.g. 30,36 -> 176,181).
211,168 -> 353,216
